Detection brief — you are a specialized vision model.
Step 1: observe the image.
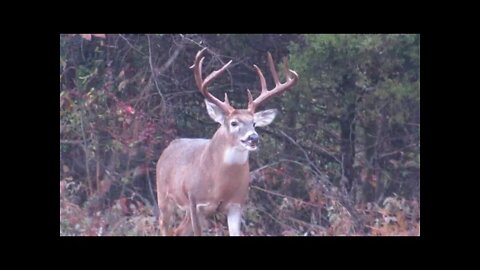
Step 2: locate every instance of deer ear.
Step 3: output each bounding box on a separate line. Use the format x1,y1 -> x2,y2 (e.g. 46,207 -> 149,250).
205,99 -> 225,124
254,109 -> 277,127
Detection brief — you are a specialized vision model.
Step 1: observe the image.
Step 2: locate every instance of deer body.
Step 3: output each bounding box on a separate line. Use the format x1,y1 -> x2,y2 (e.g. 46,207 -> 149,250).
156,136 -> 250,235
156,49 -> 298,236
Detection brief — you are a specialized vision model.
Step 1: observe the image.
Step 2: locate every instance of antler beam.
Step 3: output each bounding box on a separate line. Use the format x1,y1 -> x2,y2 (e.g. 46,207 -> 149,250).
190,48 -> 234,114
247,52 -> 299,112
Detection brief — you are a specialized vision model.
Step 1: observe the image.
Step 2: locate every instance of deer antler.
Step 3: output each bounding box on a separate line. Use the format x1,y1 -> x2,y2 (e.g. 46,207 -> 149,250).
190,48 -> 234,114
247,52 -> 299,112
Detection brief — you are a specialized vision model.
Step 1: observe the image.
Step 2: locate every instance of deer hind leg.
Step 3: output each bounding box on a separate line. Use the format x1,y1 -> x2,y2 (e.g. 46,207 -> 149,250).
158,197 -> 173,236
173,211 -> 193,236
172,194 -> 203,236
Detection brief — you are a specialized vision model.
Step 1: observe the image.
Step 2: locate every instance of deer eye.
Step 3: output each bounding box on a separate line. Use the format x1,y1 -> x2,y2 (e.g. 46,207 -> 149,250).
231,121 -> 238,127
253,122 -> 256,127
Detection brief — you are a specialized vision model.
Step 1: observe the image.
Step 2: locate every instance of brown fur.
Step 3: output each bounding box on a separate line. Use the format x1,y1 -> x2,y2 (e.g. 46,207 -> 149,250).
156,124 -> 250,236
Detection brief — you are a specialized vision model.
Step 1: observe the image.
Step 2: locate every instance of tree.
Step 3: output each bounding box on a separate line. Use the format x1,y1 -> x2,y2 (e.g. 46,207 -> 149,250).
289,34 -> 419,203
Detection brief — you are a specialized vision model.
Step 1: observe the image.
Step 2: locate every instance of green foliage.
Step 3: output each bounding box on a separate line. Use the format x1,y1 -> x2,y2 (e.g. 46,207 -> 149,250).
288,33 -> 419,202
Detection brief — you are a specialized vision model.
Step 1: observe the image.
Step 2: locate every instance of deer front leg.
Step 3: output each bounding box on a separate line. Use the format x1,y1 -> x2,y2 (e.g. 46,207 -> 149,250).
227,203 -> 242,236
188,194 -> 202,236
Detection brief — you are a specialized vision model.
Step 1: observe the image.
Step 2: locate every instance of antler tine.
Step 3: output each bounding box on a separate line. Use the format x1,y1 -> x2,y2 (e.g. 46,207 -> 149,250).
283,56 -> 298,79
267,52 -> 281,86
253,65 -> 268,92
248,52 -> 299,112
247,89 -> 254,105
190,48 -> 234,114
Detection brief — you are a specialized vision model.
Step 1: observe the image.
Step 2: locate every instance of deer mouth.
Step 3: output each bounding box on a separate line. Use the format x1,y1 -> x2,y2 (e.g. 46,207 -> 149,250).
241,139 -> 258,151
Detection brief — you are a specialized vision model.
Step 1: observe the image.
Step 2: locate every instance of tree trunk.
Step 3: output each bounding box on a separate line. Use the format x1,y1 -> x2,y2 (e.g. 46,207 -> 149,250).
339,75 -> 357,192
359,119 -> 377,203
340,102 -> 356,192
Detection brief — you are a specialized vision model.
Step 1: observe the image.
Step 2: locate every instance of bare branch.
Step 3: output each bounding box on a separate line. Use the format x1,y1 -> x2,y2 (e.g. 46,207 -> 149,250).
147,34 -> 166,113
60,140 -> 83,145
251,185 -> 322,209
118,34 -> 146,56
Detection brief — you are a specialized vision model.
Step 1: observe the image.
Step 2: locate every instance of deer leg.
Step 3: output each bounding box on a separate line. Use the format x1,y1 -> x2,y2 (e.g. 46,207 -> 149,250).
195,204 -> 214,234
188,194 -> 202,236
158,198 -> 173,236
227,203 -> 242,236
173,211 -> 193,236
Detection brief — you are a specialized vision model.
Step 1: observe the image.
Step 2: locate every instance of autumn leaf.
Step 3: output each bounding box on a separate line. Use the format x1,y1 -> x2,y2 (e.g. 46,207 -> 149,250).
125,106 -> 135,115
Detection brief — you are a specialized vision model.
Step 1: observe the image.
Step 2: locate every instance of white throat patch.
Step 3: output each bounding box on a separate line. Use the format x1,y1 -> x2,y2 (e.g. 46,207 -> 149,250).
223,147 -> 249,165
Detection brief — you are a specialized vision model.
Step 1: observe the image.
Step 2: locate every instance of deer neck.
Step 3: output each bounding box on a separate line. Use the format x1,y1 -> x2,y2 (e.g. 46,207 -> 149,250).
204,127 -> 250,168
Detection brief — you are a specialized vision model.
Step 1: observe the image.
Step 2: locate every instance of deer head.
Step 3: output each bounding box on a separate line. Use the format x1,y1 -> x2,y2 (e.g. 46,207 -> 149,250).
156,48 -> 298,236
191,48 -> 298,154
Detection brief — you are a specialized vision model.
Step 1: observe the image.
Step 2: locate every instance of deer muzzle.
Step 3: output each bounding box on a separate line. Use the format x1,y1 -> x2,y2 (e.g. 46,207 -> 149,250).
241,133 -> 259,150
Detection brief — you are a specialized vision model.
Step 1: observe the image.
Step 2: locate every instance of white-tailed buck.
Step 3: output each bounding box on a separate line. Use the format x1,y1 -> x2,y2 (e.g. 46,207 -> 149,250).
156,48 -> 298,236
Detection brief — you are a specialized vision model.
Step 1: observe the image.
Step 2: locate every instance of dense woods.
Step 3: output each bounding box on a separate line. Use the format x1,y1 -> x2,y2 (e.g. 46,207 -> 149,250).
60,34 -> 420,236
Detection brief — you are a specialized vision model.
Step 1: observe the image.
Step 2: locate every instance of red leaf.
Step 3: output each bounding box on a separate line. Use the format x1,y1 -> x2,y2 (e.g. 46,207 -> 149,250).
125,106 -> 135,115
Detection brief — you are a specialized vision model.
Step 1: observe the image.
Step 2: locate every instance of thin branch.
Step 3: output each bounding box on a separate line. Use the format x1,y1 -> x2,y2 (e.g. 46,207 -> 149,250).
250,158 -> 322,181
145,170 -> 159,218
309,143 -> 343,165
276,129 -> 323,176
79,109 -> 91,194
251,185 -> 321,209
156,43 -> 184,76
287,216 -> 326,231
253,206 -> 292,233
378,143 -> 418,159
260,128 -> 341,165
118,34 -> 146,56
60,140 -> 83,145
147,34 -> 166,114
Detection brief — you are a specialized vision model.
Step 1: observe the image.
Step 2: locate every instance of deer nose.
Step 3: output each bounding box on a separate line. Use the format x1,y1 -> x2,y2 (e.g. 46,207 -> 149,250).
247,133 -> 259,144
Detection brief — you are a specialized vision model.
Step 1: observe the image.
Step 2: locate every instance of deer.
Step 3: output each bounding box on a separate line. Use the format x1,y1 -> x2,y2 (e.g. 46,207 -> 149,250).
156,48 -> 298,236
